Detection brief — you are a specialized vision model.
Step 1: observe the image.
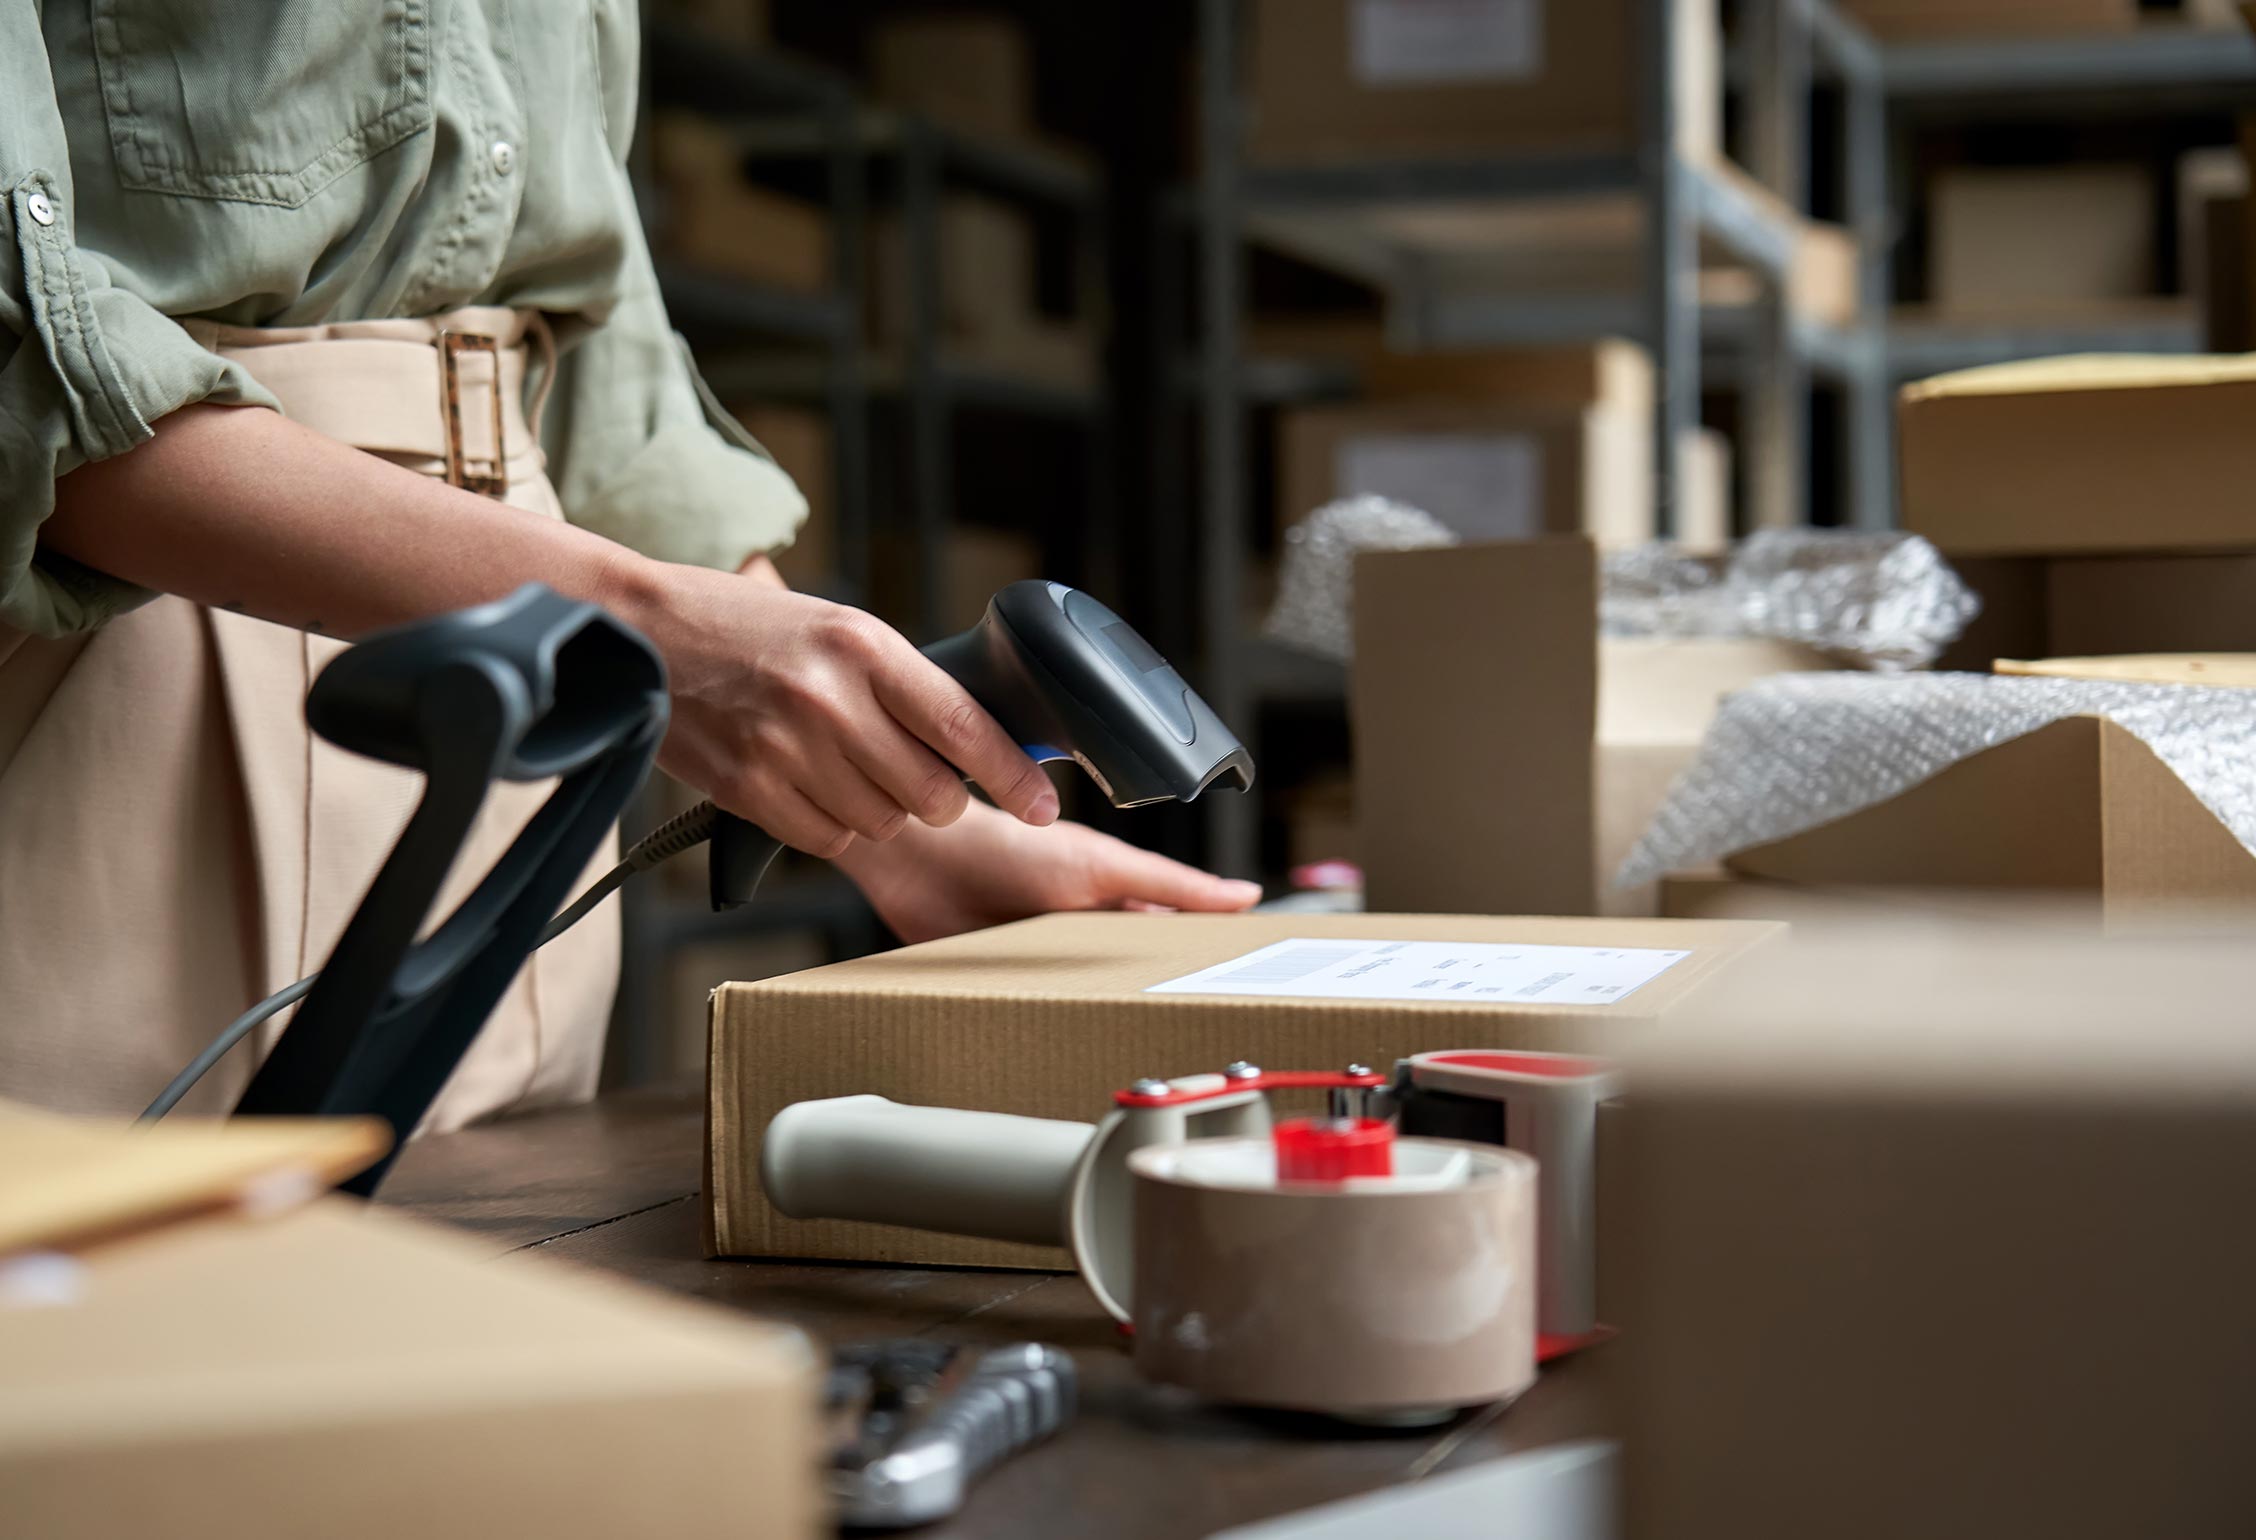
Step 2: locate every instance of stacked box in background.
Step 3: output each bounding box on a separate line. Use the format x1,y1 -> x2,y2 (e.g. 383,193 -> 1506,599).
1277,340 -> 1732,550
1928,165 -> 2155,316
868,13 -> 1034,143
1837,0 -> 2134,38
649,113 -> 830,293
1245,0 -> 1720,164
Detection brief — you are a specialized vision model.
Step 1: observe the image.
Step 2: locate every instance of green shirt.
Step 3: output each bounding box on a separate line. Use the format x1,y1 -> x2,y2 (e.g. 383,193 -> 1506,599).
2,0 -> 807,637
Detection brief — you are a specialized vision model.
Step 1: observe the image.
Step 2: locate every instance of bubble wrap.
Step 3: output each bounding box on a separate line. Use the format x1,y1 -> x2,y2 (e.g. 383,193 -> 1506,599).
1262,496 -> 1457,662
1602,529 -> 1980,671
1618,672 -> 2256,888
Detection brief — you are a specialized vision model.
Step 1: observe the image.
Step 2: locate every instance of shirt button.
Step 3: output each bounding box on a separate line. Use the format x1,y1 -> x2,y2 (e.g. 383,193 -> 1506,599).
489,141 -> 517,176
26,192 -> 55,226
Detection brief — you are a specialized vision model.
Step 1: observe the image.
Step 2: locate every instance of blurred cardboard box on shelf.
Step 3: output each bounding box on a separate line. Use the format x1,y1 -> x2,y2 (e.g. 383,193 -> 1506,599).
650,113 -> 829,292
1352,538 -> 1827,919
706,910 -> 1784,1265
2,1197 -> 819,1540
872,525 -> 1044,634
653,0 -> 770,44
730,405 -> 834,591
1930,164 -> 2153,316
1836,0 -> 2134,39
1246,0 -> 1719,165
1620,930 -> 2256,1540
868,195 -> 1038,346
1698,215 -> 1861,329
1278,400 -> 1653,548
1719,715 -> 2256,928
869,13 -> 1033,142
1282,772 -> 1359,868
1899,355 -> 2256,556
1361,337 -> 1652,415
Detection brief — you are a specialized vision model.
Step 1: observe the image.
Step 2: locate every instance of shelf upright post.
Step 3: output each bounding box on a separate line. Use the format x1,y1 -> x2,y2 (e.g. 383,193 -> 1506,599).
1741,0 -> 1811,530
1840,12 -> 1895,529
902,119 -> 949,642
1643,0 -> 1700,540
820,90 -> 875,597
1196,0 -> 1255,878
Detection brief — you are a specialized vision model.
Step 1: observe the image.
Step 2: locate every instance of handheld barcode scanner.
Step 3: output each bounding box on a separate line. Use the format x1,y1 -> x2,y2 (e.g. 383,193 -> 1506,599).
177,580 -> 1250,1197
708,581 -> 1254,909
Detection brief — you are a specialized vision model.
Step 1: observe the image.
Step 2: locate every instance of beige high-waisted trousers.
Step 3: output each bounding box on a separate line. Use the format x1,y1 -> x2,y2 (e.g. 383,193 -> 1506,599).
0,306 -> 616,1131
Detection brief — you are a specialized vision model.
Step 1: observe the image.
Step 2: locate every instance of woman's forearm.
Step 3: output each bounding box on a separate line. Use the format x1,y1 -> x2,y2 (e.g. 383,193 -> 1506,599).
41,403 -> 649,638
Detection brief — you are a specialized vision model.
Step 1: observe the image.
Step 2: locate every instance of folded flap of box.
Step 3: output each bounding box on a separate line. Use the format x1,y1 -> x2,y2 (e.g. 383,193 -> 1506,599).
0,1099 -> 389,1256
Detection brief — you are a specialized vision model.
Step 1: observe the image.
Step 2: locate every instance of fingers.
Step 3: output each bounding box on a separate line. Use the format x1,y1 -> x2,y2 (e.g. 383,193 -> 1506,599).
718,773 -> 855,860
871,651 -> 1059,827
844,717 -> 973,830
1095,841 -> 1265,912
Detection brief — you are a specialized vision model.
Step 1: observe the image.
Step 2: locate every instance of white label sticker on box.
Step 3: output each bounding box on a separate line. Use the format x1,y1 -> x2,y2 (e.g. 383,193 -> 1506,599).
1146,938 -> 1690,1006
1351,0 -> 1544,86
1337,432 -> 1544,542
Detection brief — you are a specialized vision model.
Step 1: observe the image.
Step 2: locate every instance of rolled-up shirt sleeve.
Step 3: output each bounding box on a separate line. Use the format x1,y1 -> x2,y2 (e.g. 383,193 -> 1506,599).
1,21 -> 278,638
540,174 -> 808,574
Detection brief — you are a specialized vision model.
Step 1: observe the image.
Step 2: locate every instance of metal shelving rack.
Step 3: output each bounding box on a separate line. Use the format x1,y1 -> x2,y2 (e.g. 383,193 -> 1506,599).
1184,0 -> 1891,878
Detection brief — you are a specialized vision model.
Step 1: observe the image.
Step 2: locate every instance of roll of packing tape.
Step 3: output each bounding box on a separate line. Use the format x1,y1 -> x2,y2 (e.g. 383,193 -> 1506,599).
1127,1137 -> 1538,1416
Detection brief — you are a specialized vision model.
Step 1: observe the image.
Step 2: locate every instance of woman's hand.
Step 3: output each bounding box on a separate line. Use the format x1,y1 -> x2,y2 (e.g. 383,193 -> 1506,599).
835,799 -> 1264,944
609,559 -> 1058,858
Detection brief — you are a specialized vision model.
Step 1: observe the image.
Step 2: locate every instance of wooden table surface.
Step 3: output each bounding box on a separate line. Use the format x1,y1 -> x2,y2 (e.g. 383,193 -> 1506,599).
379,1083 -> 1612,1540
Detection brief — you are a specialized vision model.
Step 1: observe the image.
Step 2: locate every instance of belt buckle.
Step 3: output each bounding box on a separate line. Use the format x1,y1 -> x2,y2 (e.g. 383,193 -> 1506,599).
437,330 -> 508,497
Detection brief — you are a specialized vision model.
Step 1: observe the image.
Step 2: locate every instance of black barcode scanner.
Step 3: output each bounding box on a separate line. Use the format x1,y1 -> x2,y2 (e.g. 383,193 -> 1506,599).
708,580 -> 1255,909
172,580 -> 1250,1190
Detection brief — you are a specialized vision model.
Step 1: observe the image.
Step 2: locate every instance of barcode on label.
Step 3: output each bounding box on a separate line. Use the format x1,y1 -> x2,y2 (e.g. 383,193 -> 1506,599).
1211,945 -> 1365,987
1516,971 -> 1572,998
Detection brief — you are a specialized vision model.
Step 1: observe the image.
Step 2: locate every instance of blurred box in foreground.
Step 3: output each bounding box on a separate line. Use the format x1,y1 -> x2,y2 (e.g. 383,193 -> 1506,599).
1,1199 -> 819,1540
1621,931 -> 2256,1539
1352,539 -> 1826,918
1247,0 -> 1719,164
1899,355 -> 2256,556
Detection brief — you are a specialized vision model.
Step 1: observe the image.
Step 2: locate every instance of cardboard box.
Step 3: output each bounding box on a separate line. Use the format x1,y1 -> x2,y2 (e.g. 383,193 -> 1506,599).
1619,931 -> 2256,1539
1282,772 -> 1359,868
655,0 -> 770,44
1352,539 -> 1828,918
1279,401 -> 1653,548
1930,164 -> 2153,315
1247,0 -> 1719,165
1837,0 -> 2135,38
706,910 -> 1785,1264
1720,715 -> 2256,926
872,525 -> 1044,634
1899,354 -> 2256,556
731,405 -> 833,590
2,1200 -> 819,1539
868,195 -> 1038,345
1657,867 -> 2107,932
1675,428 -> 1732,554
1361,338 -> 1652,416
1935,552 -> 2256,670
651,113 -> 829,292
869,14 -> 1033,142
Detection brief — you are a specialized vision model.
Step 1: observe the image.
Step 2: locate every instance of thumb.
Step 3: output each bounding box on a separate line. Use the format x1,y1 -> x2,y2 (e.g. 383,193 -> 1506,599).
1093,840 -> 1264,913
